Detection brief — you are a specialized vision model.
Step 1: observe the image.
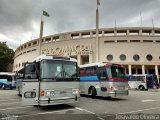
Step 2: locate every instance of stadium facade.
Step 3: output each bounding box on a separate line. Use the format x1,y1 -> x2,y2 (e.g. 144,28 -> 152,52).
13,27 -> 160,80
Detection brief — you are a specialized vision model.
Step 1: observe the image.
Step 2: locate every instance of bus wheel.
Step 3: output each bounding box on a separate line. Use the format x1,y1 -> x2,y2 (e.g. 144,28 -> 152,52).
10,85 -> 12,90
18,87 -> 22,96
2,85 -> 6,89
139,85 -> 145,91
91,87 -> 97,99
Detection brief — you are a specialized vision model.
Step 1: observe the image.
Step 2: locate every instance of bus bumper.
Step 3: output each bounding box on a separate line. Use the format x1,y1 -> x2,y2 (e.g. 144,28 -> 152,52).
108,90 -> 129,97
37,96 -> 80,106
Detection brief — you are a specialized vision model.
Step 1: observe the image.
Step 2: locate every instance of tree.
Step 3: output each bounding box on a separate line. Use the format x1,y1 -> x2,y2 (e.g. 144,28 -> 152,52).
0,42 -> 14,72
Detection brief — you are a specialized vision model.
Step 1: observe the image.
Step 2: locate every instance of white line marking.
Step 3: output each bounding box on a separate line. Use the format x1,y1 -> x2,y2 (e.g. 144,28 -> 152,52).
141,100 -> 157,102
0,106 -> 32,111
75,107 -> 105,120
75,107 -> 95,114
120,106 -> 160,114
0,102 -> 21,106
18,108 -> 76,117
97,117 -> 105,120
0,99 -> 20,102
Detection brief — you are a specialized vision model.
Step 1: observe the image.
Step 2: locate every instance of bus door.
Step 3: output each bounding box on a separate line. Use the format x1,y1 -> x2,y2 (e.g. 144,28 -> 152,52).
146,75 -> 158,89
136,76 -> 146,89
22,63 -> 39,105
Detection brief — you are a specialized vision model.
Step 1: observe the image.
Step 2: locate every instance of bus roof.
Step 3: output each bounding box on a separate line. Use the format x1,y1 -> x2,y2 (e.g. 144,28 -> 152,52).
33,54 -> 77,62
79,62 -> 123,68
0,72 -> 15,76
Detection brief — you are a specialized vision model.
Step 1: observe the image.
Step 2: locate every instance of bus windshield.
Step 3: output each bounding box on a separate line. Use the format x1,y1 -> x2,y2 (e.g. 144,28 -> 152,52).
41,60 -> 78,80
106,66 -> 125,78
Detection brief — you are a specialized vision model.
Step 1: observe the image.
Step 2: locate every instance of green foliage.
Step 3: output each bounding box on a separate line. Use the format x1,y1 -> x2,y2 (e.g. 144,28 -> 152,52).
0,42 -> 14,72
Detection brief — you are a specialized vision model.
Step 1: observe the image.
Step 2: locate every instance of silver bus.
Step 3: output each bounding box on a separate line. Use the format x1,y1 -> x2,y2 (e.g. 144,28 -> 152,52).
22,55 -> 80,106
79,62 -> 129,98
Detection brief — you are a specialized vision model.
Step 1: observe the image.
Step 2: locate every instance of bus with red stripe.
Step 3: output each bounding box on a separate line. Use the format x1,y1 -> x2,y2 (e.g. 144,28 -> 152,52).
79,62 -> 129,98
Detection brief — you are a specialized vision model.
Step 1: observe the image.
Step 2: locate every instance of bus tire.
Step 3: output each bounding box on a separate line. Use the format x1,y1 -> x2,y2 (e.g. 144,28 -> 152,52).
139,85 -> 145,91
18,87 -> 22,96
10,85 -> 12,90
2,85 -> 6,89
90,87 -> 97,98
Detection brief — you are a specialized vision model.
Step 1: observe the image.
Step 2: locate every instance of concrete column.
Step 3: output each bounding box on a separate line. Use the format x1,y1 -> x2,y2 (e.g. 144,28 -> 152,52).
90,32 -> 93,37
152,29 -> 155,36
77,55 -> 81,65
114,29 -> 117,36
128,65 -> 132,75
142,65 -> 145,75
89,54 -> 93,64
136,68 -> 138,74
102,31 -> 104,36
79,33 -> 82,38
139,29 -> 142,35
51,37 -> 53,42
155,65 -> 159,84
127,29 -> 130,36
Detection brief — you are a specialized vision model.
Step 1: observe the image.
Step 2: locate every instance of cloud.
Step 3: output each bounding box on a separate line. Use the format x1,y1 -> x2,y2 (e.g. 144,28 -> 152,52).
0,0 -> 160,50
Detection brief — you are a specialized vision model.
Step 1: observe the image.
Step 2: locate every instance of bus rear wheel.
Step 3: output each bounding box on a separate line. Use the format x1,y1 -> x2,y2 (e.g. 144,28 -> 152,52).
139,85 -> 145,91
18,87 -> 22,96
90,87 -> 97,98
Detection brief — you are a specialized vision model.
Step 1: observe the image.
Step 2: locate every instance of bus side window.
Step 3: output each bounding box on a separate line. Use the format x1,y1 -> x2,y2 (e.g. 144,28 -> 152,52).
7,76 -> 12,82
98,67 -> 107,80
80,68 -> 85,76
85,67 -> 97,76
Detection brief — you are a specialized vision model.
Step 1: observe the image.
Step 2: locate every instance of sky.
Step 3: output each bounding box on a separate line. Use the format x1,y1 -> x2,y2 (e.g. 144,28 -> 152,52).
0,0 -> 160,50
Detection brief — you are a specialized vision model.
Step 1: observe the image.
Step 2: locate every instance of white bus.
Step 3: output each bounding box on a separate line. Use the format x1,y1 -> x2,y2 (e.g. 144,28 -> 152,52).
79,62 -> 129,98
0,72 -> 16,89
22,55 -> 80,106
127,74 -> 159,90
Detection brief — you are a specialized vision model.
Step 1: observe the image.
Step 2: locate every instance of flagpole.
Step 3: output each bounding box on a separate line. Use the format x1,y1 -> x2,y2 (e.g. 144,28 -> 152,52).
39,14 -> 44,55
152,19 -> 154,29
95,0 -> 100,62
140,12 -> 142,27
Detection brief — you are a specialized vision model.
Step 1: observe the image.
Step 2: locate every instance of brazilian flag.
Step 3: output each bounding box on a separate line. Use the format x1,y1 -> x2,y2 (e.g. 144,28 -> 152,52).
43,10 -> 50,17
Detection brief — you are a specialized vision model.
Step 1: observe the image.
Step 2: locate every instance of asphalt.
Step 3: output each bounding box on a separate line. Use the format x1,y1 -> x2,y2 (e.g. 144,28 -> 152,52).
0,89 -> 160,120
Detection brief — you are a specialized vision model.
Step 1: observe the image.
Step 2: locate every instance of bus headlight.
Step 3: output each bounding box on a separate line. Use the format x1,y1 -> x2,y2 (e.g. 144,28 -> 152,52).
46,91 -> 51,96
46,90 -> 54,96
109,86 -> 117,91
72,89 -> 80,95
125,86 -> 129,90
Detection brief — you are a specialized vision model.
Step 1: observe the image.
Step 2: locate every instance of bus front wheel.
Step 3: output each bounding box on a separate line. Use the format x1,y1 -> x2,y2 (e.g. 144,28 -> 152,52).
2,85 -> 6,89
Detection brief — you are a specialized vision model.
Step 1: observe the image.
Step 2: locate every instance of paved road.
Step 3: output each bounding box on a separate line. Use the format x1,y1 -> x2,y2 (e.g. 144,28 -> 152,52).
0,89 -> 160,120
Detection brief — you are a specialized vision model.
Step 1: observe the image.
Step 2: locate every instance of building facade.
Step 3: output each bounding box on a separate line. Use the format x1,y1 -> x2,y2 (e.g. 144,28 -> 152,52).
13,27 -> 160,80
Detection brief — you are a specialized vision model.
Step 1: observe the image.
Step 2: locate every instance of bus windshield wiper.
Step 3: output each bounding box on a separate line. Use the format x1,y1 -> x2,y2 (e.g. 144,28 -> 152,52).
53,71 -> 63,81
64,71 -> 72,78
64,71 -> 78,80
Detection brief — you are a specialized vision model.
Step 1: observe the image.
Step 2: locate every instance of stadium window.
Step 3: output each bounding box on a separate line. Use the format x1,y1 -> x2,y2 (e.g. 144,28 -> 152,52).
133,54 -> 140,61
146,54 -> 153,61
119,54 -> 126,61
106,54 -> 113,61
